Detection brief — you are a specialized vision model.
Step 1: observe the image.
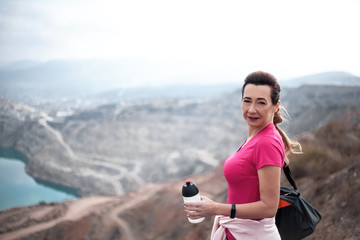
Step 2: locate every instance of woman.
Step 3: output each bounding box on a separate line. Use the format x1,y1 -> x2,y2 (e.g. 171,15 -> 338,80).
184,71 -> 301,240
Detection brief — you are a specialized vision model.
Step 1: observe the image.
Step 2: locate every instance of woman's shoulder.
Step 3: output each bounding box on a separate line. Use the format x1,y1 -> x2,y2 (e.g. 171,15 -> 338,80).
255,134 -> 280,146
254,131 -> 284,151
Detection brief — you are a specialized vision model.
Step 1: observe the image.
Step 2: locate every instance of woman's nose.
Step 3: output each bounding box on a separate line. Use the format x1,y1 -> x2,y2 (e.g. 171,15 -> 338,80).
248,104 -> 257,113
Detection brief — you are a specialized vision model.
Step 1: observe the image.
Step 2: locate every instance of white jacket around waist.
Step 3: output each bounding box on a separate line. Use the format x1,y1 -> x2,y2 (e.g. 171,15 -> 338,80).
210,215 -> 280,240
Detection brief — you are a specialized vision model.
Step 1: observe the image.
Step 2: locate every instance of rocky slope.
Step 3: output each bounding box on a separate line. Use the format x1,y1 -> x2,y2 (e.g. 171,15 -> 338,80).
1,121 -> 359,239
281,85 -> 360,135
0,97 -> 117,196
1,85 -> 360,196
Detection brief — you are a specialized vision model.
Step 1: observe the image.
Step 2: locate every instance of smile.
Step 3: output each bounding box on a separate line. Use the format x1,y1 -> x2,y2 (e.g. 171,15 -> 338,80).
248,116 -> 259,121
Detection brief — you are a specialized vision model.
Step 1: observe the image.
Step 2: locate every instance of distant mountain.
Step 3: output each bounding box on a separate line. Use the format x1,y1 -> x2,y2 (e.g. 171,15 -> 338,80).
0,60 -> 43,71
0,59 -> 134,102
0,59 -> 239,105
91,83 -> 240,103
280,71 -> 360,87
1,59 -> 359,107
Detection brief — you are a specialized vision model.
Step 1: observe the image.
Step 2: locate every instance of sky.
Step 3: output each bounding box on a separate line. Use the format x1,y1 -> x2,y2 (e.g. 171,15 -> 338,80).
0,0 -> 359,85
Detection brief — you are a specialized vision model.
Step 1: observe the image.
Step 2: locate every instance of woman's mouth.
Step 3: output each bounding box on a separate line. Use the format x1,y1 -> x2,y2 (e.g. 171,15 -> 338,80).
248,116 -> 259,121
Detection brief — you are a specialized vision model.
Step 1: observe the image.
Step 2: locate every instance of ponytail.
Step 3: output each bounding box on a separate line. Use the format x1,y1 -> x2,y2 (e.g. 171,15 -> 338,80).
273,107 -> 302,164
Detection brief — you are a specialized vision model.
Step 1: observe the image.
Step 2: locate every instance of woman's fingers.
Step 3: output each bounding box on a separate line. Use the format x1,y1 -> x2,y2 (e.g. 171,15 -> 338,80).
186,209 -> 202,219
184,196 -> 215,218
185,202 -> 199,209
184,202 -> 202,219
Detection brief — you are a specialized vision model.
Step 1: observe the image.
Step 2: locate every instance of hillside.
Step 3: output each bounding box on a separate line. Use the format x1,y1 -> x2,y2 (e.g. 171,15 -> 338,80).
281,85 -> 360,135
0,95 -> 245,196
0,121 -> 359,240
280,71 -> 360,88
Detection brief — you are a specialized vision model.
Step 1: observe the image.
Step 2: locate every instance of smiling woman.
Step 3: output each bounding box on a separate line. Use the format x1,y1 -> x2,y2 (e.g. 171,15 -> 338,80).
0,148 -> 78,210
241,84 -> 280,138
184,71 -> 302,240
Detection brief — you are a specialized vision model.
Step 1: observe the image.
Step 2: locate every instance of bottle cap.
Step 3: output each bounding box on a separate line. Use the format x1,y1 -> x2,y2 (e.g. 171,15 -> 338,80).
182,180 -> 199,197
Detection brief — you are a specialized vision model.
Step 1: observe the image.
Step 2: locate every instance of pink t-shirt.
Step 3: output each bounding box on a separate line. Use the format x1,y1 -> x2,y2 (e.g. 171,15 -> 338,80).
223,123 -> 285,240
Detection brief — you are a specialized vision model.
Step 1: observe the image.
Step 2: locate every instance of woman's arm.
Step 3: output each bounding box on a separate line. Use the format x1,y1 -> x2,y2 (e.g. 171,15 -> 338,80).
184,165 -> 281,219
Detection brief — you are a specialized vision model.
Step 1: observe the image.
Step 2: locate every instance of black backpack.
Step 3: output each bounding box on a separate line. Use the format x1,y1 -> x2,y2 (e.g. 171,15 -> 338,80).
276,164 -> 322,240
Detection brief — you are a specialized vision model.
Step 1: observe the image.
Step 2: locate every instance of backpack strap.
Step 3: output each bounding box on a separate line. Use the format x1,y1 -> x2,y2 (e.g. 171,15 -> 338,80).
283,163 -> 298,190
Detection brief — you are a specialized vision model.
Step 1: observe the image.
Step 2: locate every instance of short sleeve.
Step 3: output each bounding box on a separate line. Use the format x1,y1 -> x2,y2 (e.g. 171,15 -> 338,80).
253,136 -> 285,171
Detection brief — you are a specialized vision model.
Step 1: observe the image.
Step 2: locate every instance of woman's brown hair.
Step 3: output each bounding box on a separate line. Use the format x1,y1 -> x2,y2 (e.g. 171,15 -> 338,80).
242,71 -> 302,163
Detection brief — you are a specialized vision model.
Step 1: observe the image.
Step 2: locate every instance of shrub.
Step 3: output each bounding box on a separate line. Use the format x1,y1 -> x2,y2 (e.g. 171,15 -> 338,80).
289,121 -> 360,178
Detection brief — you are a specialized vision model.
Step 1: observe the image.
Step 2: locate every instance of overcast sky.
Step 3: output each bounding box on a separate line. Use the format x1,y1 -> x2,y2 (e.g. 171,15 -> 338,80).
0,0 -> 359,84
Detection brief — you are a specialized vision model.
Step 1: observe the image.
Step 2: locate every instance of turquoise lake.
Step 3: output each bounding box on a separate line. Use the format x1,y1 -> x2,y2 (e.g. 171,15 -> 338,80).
0,148 -> 78,210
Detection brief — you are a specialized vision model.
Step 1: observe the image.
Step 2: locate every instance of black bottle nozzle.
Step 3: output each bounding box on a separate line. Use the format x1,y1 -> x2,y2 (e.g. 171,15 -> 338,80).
182,180 -> 199,197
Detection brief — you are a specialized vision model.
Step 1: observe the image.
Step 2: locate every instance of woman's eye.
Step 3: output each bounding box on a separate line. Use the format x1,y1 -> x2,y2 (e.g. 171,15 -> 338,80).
258,102 -> 266,105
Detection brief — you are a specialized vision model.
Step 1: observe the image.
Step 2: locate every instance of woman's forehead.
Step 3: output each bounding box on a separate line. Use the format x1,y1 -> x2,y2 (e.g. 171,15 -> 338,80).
243,84 -> 272,99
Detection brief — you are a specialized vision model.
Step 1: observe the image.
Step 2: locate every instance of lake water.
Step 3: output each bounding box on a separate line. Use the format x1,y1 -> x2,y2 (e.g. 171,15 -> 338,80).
0,148 -> 78,210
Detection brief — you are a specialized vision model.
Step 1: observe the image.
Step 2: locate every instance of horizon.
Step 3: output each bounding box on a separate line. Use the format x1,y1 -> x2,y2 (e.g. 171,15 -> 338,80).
0,58 -> 358,91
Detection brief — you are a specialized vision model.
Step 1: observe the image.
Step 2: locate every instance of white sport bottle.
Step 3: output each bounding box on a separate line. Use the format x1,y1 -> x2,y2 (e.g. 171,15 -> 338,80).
182,180 -> 205,223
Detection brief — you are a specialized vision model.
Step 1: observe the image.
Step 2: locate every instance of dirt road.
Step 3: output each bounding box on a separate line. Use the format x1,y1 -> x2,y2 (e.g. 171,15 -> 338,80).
0,195 -> 118,240
0,184 -> 163,240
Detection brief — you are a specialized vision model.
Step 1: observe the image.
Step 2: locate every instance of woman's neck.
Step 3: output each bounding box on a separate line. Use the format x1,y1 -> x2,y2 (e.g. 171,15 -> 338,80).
247,123 -> 272,139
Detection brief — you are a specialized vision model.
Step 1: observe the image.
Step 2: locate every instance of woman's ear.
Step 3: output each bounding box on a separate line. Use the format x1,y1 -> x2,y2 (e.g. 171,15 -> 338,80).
274,101 -> 280,113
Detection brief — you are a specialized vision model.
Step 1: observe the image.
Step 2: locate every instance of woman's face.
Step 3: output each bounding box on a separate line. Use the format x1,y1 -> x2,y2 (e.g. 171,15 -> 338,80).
242,84 -> 279,131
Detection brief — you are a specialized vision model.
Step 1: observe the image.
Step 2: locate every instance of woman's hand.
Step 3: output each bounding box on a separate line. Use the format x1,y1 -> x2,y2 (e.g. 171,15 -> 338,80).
184,196 -> 217,220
